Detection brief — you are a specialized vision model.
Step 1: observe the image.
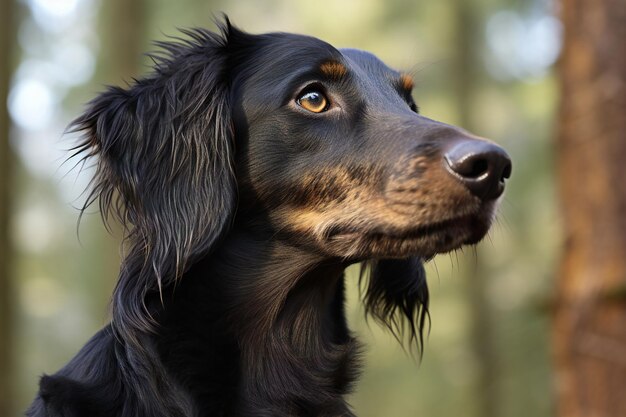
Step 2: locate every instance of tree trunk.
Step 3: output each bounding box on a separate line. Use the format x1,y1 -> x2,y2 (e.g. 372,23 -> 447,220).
452,3 -> 498,417
88,0 -> 147,308
554,0 -> 626,416
0,0 -> 15,414
99,0 -> 147,84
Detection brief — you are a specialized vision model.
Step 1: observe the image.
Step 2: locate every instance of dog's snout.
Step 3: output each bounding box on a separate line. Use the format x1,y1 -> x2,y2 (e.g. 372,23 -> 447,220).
444,140 -> 512,200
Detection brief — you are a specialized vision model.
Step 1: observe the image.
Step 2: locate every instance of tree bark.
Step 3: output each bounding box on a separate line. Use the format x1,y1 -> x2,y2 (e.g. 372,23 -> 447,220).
0,0 -> 15,414
452,3 -> 498,417
88,0 -> 147,308
554,0 -> 626,416
99,0 -> 147,84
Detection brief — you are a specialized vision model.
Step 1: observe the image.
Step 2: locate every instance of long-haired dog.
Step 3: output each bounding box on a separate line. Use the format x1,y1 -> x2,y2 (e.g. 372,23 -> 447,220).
28,19 -> 511,417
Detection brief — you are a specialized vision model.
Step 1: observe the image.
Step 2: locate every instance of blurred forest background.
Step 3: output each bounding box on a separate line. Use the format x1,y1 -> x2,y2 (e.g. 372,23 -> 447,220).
0,0 -> 624,416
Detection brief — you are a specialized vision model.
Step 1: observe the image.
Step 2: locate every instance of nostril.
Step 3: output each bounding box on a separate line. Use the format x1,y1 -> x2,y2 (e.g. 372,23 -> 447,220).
450,156 -> 490,180
501,161 -> 512,181
469,159 -> 489,178
444,140 -> 512,200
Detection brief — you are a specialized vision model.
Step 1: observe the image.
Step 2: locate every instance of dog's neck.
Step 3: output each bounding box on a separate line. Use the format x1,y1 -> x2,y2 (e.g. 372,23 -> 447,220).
159,229 -> 360,416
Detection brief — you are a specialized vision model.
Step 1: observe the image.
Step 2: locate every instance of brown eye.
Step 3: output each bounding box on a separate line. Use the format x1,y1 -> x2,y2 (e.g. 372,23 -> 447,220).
297,90 -> 329,113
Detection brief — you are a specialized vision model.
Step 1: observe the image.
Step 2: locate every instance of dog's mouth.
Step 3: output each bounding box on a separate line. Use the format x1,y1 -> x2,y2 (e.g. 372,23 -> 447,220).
323,208 -> 495,259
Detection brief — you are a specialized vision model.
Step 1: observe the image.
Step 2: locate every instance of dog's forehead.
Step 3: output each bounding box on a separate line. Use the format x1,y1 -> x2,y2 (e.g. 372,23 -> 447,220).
246,35 -> 398,81
339,48 -> 399,78
235,33 -> 343,102
248,32 -> 342,72
234,34 -> 406,115
237,36 -> 398,91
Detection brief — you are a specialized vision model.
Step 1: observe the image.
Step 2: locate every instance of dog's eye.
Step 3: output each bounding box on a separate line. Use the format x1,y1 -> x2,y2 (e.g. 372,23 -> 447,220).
297,91 -> 329,113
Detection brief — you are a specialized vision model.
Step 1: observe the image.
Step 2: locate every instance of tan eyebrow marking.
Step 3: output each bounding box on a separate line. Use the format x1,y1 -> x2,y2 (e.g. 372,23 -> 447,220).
319,60 -> 348,80
399,73 -> 414,91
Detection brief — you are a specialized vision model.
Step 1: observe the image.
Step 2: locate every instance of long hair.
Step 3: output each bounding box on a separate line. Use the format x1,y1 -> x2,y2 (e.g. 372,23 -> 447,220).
361,258 -> 430,356
67,22 -> 239,415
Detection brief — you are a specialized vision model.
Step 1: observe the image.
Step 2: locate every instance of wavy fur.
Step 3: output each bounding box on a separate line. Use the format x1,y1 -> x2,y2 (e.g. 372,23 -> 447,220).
28,18 -> 508,417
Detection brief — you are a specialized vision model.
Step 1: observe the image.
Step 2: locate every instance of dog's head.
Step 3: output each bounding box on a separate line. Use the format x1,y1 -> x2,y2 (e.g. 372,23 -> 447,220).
227,32 -> 511,262
73,20 -> 510,347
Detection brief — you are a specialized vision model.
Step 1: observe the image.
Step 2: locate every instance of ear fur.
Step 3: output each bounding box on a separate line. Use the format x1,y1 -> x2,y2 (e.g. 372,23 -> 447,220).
70,24 -> 238,335
360,257 -> 430,356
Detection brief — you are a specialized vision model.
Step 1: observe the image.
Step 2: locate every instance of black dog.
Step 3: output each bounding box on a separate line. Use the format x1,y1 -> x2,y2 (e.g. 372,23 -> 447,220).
28,20 -> 511,417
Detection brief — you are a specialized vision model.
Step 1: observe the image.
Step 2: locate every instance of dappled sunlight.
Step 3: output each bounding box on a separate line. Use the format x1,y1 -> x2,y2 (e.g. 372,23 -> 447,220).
8,77 -> 56,131
13,204 -> 58,254
485,11 -> 561,80
20,276 -> 66,318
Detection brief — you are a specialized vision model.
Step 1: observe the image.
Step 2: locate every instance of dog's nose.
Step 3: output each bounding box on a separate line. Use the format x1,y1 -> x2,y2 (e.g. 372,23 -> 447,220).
444,140 -> 512,201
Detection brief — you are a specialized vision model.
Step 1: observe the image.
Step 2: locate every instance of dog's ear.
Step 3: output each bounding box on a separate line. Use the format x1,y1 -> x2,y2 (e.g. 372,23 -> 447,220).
71,27 -> 236,331
360,257 -> 430,356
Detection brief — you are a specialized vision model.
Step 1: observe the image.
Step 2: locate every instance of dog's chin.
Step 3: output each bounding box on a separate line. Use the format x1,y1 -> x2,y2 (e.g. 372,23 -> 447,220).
322,210 -> 495,261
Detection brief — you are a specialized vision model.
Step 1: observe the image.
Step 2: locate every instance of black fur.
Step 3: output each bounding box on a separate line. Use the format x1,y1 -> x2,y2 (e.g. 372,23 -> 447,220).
28,19 -> 509,417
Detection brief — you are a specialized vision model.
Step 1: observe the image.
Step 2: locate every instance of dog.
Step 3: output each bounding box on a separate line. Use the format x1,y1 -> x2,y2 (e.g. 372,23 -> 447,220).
27,19 -> 511,417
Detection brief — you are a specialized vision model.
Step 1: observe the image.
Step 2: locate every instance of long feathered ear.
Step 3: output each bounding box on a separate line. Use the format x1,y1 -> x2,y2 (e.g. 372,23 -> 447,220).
70,26 -> 236,336
360,257 -> 430,356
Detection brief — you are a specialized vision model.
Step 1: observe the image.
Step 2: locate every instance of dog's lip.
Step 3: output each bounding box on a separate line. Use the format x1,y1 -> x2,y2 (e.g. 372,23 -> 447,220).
319,210 -> 496,259
325,214 -> 480,240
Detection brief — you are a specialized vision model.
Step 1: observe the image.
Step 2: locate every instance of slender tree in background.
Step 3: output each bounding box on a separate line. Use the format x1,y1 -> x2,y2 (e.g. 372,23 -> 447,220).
0,0 -> 15,415
554,0 -> 626,416
0,0 -> 14,416
452,2 -> 498,416
88,0 -> 147,306
100,0 -> 147,84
